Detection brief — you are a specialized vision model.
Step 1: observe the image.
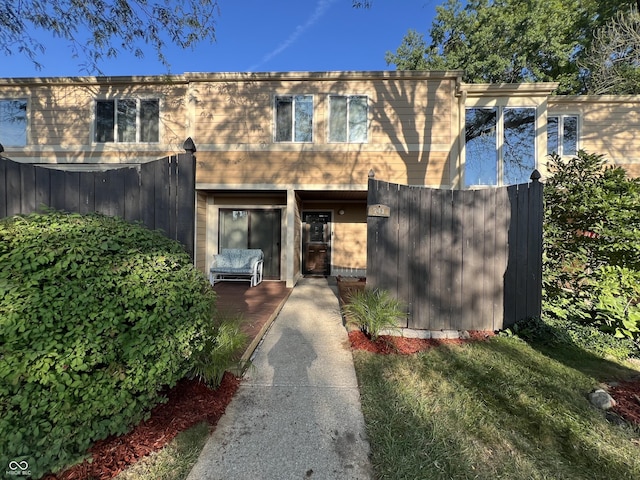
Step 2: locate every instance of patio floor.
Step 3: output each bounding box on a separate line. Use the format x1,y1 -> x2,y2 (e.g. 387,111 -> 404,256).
212,280 -> 293,363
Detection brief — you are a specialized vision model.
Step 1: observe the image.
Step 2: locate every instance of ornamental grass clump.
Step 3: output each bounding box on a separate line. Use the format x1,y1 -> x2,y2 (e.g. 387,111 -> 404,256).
0,211 -> 245,479
343,288 -> 405,340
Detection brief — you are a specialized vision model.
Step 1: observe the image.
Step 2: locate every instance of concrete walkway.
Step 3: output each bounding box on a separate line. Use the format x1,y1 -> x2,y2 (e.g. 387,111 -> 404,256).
187,277 -> 373,480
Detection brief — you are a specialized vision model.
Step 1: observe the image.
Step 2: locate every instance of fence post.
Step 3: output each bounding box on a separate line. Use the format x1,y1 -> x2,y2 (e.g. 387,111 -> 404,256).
176,137 -> 197,260
528,169 -> 544,320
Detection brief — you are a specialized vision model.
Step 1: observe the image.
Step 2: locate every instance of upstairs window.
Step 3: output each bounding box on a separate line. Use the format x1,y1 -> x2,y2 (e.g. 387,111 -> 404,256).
0,99 -> 27,147
328,95 -> 368,143
465,107 -> 536,187
94,98 -> 159,143
275,95 -> 313,142
547,115 -> 578,156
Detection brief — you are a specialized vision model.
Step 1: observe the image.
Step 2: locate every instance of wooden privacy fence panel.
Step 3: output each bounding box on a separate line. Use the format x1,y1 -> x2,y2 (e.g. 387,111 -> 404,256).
366,175 -> 543,332
0,152 -> 196,257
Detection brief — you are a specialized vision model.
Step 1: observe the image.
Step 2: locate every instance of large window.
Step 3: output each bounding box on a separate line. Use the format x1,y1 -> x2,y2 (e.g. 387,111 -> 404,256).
0,99 -> 27,147
328,95 -> 368,143
94,98 -> 159,143
547,115 -> 578,156
465,107 -> 536,187
275,95 -> 313,142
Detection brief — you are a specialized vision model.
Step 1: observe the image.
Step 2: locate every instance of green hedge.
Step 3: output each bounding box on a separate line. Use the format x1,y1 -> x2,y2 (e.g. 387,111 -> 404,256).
543,151 -> 640,344
0,211 -> 217,478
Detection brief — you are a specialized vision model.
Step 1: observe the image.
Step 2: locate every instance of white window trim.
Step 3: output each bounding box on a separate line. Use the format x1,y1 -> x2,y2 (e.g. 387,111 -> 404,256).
547,113 -> 580,157
327,94 -> 369,144
273,94 -> 314,143
92,96 -> 162,144
0,97 -> 29,147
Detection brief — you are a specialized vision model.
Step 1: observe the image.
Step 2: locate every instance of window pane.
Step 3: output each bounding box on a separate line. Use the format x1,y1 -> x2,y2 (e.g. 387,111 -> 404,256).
117,99 -> 137,143
547,116 -> 559,155
503,107 -> 536,185
0,99 -> 27,146
329,96 -> 347,142
140,99 -> 159,143
219,210 -> 249,249
563,116 -> 578,156
465,108 -> 497,186
275,97 -> 292,142
95,100 -> 114,143
349,96 -> 368,142
294,95 -> 313,142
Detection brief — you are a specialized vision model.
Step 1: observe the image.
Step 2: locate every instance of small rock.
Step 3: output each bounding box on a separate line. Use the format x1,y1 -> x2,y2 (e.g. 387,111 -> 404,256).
459,330 -> 471,340
589,389 -> 617,410
605,411 -> 627,426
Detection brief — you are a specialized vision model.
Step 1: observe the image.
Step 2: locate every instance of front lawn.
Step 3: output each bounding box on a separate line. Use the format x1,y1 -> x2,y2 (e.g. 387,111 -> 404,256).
354,336 -> 640,480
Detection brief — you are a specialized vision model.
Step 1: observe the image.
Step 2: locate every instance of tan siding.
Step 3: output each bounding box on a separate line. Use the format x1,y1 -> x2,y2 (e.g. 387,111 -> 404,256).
196,192 -> 207,273
3,80 -> 188,163
196,150 -> 451,187
549,97 -> 640,167
294,195 -> 302,277
190,76 -> 456,179
332,211 -> 368,272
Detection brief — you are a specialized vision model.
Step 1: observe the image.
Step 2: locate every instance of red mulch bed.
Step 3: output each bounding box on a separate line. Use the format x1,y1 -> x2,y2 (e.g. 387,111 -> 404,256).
347,329 -> 493,355
44,373 -> 239,480
610,379 -> 640,427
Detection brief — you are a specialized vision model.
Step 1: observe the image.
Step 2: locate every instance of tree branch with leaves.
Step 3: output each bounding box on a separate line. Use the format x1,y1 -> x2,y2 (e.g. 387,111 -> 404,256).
0,0 -> 219,73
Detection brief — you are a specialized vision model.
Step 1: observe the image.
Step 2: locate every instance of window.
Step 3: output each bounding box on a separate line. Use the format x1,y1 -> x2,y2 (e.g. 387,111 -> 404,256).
94,98 -> 159,143
465,107 -> 536,187
275,95 -> 313,142
547,115 -> 578,156
328,95 -> 368,142
0,99 -> 27,147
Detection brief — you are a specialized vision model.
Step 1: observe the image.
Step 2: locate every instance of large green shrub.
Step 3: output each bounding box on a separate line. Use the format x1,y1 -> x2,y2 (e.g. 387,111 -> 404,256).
543,151 -> 640,345
0,211 -> 218,478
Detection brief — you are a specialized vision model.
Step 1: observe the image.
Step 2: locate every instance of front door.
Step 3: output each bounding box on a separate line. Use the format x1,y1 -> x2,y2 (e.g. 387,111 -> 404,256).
302,212 -> 331,276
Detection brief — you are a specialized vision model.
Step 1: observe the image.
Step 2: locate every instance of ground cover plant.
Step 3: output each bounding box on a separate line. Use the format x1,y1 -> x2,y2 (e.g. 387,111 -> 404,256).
0,211 -> 245,479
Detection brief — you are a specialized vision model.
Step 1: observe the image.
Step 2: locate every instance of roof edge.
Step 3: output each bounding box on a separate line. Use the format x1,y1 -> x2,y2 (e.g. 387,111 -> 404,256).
459,82 -> 560,97
183,70 -> 465,82
0,70 -> 465,86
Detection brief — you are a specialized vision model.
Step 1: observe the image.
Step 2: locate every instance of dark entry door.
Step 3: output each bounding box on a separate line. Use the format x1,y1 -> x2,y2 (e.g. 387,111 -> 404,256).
302,212 -> 331,276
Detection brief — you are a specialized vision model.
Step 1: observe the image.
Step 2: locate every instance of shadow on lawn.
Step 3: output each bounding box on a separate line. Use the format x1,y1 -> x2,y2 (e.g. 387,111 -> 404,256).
502,316 -> 640,382
356,334 -> 640,480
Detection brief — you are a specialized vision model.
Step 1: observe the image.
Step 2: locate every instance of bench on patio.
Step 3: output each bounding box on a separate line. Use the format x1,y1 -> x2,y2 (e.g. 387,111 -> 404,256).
209,248 -> 264,287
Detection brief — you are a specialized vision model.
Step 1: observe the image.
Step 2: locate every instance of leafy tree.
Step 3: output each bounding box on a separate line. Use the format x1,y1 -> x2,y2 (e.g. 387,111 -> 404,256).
0,0 -> 220,72
386,0 -> 636,94
543,151 -> 640,342
383,29 -> 429,70
581,6 -> 640,94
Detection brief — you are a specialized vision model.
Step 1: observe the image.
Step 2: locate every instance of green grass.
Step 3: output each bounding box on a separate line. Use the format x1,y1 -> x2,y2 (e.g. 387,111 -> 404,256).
354,336 -> 640,480
113,422 -> 210,480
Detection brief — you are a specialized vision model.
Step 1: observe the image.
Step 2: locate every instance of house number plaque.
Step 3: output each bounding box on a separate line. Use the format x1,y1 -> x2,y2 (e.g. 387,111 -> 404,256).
367,204 -> 390,217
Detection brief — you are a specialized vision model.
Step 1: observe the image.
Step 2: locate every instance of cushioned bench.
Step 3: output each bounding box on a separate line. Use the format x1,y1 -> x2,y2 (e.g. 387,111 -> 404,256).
209,248 -> 264,287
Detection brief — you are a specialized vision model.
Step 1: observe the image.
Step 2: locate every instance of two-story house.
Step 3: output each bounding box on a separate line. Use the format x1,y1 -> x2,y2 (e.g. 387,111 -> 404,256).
1,70 -> 639,286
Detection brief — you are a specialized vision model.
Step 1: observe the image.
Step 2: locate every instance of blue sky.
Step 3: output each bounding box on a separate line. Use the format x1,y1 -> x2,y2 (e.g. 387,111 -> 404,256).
2,1 -> 438,78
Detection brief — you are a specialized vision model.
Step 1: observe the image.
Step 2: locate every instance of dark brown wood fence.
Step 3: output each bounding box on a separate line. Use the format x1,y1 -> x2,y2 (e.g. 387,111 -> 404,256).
0,145 -> 196,257
366,173 -> 543,332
